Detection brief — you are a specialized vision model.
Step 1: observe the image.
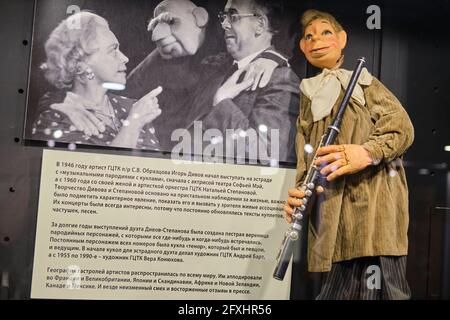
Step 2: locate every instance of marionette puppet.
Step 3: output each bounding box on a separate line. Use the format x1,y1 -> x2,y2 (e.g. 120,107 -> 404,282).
284,9 -> 413,299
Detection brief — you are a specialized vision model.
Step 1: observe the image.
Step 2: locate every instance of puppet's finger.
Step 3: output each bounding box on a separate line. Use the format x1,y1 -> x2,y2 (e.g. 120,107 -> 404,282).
320,159 -> 347,176
315,152 -> 345,166
317,145 -> 345,156
326,165 -> 351,181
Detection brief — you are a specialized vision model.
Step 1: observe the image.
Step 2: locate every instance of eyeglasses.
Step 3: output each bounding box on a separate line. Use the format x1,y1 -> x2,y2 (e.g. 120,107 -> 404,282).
218,10 -> 259,24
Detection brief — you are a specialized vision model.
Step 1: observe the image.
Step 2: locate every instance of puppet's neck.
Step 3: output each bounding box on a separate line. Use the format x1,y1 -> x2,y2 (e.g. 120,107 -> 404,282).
324,55 -> 344,71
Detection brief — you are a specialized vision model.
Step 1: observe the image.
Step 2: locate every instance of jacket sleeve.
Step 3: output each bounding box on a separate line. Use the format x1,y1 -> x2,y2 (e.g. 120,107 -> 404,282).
200,67 -> 299,162
361,77 -> 415,164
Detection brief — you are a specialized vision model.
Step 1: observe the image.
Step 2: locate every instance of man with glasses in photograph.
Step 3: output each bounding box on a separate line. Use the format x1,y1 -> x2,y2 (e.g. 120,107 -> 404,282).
127,0 -> 289,152
186,0 -> 300,163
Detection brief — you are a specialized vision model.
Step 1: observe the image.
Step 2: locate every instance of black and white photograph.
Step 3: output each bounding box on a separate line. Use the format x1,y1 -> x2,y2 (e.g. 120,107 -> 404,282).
24,0 -> 303,163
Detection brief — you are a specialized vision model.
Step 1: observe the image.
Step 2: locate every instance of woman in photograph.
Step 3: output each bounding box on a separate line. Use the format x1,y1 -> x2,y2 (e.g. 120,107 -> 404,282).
32,11 -> 162,150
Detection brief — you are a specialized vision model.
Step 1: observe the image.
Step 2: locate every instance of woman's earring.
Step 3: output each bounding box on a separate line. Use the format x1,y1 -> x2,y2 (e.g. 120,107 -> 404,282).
86,68 -> 95,80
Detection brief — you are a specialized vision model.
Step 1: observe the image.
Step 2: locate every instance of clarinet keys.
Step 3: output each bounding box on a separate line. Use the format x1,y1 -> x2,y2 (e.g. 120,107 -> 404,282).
289,230 -> 299,241
293,211 -> 303,220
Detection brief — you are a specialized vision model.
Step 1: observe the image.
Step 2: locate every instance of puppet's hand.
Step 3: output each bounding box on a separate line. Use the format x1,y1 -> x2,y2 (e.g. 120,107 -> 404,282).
283,186 -> 324,223
315,144 -> 373,181
213,68 -> 253,106
246,58 -> 278,90
51,92 -> 105,136
283,188 -> 305,223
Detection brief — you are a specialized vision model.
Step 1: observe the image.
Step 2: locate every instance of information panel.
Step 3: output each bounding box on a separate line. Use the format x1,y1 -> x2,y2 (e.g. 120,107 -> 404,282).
31,149 -> 295,299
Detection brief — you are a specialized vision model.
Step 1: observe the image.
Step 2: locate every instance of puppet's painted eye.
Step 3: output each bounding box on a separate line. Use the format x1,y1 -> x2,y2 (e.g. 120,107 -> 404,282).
305,34 -> 313,40
323,30 -> 333,36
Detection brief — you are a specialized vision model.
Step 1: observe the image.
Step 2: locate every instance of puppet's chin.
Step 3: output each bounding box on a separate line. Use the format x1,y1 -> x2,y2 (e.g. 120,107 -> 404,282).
158,43 -> 186,59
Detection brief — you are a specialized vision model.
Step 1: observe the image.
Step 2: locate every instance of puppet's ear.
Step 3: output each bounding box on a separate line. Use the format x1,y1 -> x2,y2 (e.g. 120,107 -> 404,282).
338,30 -> 347,49
193,7 -> 209,28
299,38 -> 307,54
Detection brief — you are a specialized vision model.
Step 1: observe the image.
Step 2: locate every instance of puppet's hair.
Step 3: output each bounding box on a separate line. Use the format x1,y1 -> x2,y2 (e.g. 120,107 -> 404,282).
300,9 -> 344,36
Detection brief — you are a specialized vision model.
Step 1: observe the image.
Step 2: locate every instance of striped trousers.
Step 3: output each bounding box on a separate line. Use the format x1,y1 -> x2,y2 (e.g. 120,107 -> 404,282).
316,256 -> 411,300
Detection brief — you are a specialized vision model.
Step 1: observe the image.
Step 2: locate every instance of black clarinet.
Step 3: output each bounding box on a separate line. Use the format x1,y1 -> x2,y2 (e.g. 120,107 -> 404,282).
273,57 -> 366,281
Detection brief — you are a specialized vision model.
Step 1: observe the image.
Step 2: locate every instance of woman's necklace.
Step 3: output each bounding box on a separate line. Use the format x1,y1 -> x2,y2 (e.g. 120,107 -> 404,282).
69,91 -> 121,133
93,96 -> 121,132
87,96 -> 120,132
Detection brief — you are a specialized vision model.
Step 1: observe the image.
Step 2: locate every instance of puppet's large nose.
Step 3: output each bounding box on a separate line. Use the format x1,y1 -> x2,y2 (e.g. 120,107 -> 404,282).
152,22 -> 171,42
